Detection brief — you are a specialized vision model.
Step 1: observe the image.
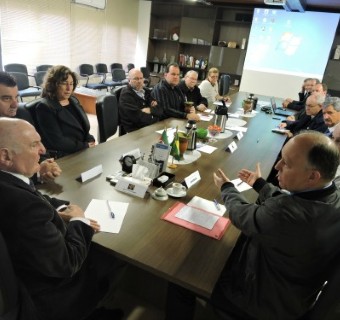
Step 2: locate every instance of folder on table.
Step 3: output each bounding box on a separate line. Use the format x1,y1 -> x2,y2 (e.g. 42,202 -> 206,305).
161,201 -> 231,240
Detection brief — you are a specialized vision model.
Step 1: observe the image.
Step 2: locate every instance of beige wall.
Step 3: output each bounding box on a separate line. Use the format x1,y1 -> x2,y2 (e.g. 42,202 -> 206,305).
0,0 -> 148,73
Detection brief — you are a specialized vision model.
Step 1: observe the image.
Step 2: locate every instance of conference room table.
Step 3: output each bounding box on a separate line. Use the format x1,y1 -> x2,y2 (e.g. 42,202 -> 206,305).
40,92 -> 287,299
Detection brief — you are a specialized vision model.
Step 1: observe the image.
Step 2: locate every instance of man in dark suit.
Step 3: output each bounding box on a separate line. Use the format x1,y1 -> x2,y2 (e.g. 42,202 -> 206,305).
166,131 -> 340,319
0,118 -> 124,320
0,71 -> 61,182
119,68 -> 162,133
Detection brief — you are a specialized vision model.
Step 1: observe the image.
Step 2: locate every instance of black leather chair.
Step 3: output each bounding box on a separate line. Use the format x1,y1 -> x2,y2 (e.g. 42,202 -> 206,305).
4,63 -> 29,75
0,232 -> 37,320
36,64 -> 52,72
95,63 -> 123,88
219,74 -> 231,97
110,63 -> 123,71
140,66 -> 161,88
112,86 -> 126,136
95,94 -> 118,143
9,72 -> 41,102
111,68 -> 128,86
79,64 -> 108,91
127,63 -> 135,72
34,71 -> 46,87
15,103 -> 35,126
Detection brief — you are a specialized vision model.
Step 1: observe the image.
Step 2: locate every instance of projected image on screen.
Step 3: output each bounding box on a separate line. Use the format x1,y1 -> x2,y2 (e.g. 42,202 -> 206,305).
243,8 -> 340,78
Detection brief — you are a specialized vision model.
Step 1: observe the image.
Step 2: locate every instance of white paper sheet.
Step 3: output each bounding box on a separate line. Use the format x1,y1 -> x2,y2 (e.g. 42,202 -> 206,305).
85,199 -> 128,233
187,196 -> 226,217
231,178 -> 252,192
175,205 -> 219,230
196,145 -> 217,154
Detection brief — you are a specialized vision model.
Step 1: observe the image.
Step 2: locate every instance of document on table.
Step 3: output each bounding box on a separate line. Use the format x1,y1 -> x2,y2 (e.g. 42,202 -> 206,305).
187,196 -> 226,217
85,199 -> 129,233
196,145 -> 217,154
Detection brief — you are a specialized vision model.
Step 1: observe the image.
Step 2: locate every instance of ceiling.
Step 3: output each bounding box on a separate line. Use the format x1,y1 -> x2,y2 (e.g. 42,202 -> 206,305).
151,0 -> 340,12
208,0 -> 340,12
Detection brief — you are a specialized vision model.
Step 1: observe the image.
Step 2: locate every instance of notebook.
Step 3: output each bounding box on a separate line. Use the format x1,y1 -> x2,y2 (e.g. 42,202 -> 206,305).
271,97 -> 294,117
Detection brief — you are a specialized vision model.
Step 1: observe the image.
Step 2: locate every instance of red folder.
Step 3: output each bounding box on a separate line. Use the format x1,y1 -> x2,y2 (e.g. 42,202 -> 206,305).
161,201 -> 231,240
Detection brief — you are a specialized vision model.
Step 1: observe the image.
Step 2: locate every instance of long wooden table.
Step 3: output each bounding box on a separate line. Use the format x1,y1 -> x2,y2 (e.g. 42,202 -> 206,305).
40,92 -> 287,298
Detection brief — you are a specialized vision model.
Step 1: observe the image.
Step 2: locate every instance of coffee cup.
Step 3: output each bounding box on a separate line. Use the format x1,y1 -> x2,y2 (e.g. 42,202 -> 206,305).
172,182 -> 186,195
155,187 -> 166,197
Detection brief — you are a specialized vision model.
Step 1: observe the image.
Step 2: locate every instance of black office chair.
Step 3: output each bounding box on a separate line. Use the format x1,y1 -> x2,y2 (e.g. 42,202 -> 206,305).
127,63 -> 135,72
96,94 -> 118,143
140,66 -> 161,88
4,63 -> 29,75
95,63 -> 122,88
15,103 -> 35,126
36,64 -> 52,72
219,74 -> 231,97
112,86 -> 126,136
111,68 -> 129,86
79,64 -> 108,91
0,231 -> 38,320
110,63 -> 123,71
34,71 -> 46,87
9,72 -> 41,102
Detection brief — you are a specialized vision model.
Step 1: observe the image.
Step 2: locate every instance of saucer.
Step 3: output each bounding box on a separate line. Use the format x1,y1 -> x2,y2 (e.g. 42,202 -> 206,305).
166,187 -> 187,198
152,192 -> 169,201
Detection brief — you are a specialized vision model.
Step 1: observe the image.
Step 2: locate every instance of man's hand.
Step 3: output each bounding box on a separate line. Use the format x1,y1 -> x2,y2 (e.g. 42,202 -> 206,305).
39,158 -> 62,182
196,104 -> 207,112
213,168 -> 230,189
279,122 -> 287,129
88,141 -> 96,148
186,113 -> 200,121
238,163 -> 262,187
142,107 -> 151,114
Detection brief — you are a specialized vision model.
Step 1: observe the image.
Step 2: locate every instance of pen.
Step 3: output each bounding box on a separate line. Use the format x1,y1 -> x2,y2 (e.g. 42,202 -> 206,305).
213,199 -> 221,211
237,181 -> 243,186
272,117 -> 282,120
106,200 -> 115,219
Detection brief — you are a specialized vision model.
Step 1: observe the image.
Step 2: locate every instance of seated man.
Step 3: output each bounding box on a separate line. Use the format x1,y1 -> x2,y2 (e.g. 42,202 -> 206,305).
166,131 -> 340,320
119,68 -> 162,133
279,93 -> 328,137
0,71 -> 61,182
323,96 -> 340,137
0,118 -> 124,320
282,78 -> 319,111
178,70 -> 208,112
152,63 -> 200,121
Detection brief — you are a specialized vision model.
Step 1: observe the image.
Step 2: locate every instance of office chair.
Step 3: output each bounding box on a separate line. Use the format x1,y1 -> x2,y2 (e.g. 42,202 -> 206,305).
15,103 -> 36,126
95,63 -> 121,88
34,71 -> 46,87
127,63 -> 135,72
96,94 -> 118,143
111,68 -> 129,86
110,63 -> 123,71
4,63 -> 29,75
219,74 -> 231,97
140,66 -> 161,88
9,72 -> 41,102
112,86 -> 127,136
0,231 -> 38,320
79,64 -> 108,91
36,64 -> 52,72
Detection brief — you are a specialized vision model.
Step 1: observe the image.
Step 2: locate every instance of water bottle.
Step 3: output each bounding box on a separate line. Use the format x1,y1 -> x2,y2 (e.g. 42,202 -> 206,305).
186,120 -> 197,151
214,103 -> 229,133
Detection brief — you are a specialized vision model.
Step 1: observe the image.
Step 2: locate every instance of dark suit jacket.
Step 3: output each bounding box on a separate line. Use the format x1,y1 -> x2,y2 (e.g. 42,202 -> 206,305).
178,80 -> 208,109
0,171 -> 101,320
35,96 -> 95,158
286,109 -> 328,135
287,92 -> 311,111
119,85 -> 162,133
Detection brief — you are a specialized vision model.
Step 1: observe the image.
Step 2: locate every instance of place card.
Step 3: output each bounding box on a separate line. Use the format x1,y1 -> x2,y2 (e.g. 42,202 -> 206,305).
236,131 -> 243,140
226,141 -> 237,153
184,170 -> 201,189
115,176 -> 149,198
79,164 -> 103,182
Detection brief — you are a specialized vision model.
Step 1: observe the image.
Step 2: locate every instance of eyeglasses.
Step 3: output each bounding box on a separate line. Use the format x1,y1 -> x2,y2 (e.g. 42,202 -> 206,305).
58,81 -> 74,87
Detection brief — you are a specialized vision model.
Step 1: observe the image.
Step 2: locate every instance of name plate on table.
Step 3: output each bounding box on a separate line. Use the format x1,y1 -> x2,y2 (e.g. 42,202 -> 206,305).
226,141 -> 238,153
236,131 -> 244,140
184,170 -> 201,189
115,176 -> 149,198
79,164 -> 103,182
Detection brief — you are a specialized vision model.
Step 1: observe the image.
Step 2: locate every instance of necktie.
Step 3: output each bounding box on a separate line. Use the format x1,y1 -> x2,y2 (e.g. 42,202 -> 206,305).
29,179 -> 36,191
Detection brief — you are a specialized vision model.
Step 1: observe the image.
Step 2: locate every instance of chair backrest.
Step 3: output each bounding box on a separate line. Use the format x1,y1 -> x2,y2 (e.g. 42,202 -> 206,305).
219,74 -> 231,97
36,64 -> 52,72
111,68 -> 126,82
9,72 -> 30,90
79,64 -> 95,76
0,231 -> 38,320
112,86 -> 127,136
127,63 -> 135,72
95,63 -> 108,74
140,66 -> 150,79
96,94 -> 118,143
301,255 -> 340,320
15,103 -> 35,126
34,71 -> 46,87
110,63 -> 123,71
24,98 -> 44,130
4,63 -> 28,75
